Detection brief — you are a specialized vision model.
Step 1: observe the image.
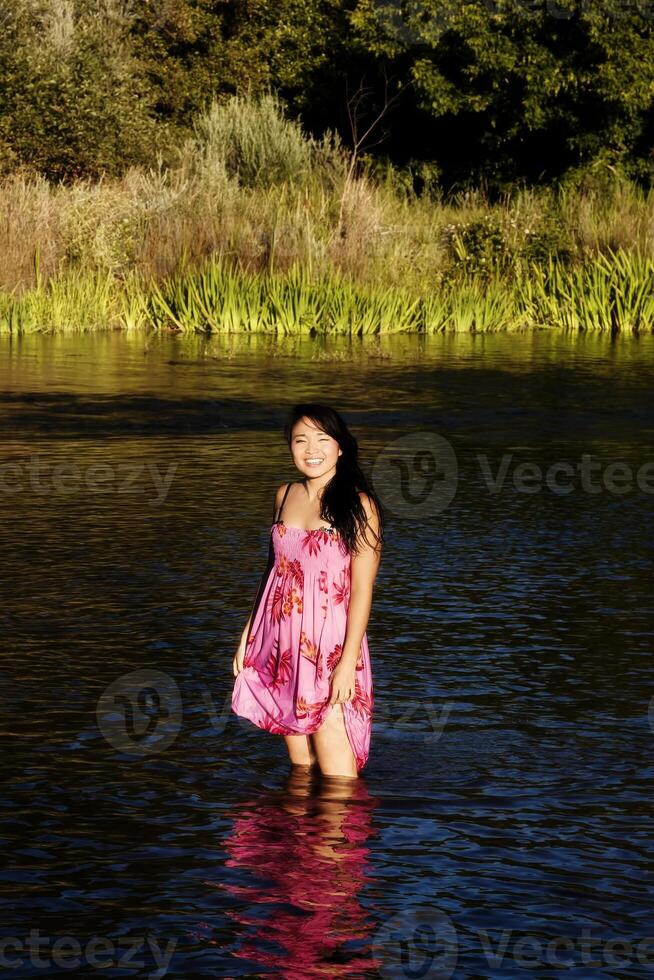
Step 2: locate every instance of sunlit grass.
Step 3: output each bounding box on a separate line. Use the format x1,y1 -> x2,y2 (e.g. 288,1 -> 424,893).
519,249 -> 654,332
144,260 -> 426,335
3,250 -> 651,335
0,269 -> 120,333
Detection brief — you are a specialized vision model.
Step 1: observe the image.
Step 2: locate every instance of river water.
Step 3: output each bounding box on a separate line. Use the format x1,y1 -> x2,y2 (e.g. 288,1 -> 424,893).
1,330 -> 653,978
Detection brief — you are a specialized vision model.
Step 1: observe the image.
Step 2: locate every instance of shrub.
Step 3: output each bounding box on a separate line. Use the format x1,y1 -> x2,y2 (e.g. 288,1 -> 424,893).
443,214 -> 511,276
0,0 -> 159,182
518,221 -> 576,265
189,92 -> 316,188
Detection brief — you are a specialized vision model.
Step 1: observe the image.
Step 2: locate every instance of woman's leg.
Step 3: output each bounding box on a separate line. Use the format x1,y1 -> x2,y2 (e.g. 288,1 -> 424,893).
284,733 -> 319,768
311,702 -> 358,778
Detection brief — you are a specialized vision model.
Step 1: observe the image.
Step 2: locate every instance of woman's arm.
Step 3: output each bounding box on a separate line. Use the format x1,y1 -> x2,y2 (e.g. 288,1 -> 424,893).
338,493 -> 382,669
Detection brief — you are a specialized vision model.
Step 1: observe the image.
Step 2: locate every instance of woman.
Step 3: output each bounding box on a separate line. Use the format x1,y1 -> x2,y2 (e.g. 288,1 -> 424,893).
231,403 -> 384,778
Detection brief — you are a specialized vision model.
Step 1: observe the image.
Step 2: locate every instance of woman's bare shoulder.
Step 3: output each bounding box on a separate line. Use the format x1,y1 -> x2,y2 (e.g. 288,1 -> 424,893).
272,480 -> 294,518
274,480 -> 294,503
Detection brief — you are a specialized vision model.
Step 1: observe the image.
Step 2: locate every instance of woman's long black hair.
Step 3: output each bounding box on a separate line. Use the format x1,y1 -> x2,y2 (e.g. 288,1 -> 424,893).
283,404 -> 385,556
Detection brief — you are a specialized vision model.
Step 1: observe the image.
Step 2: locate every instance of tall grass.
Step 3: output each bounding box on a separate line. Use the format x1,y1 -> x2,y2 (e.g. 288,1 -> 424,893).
519,250 -> 654,332
1,93 -> 653,334
2,249 -> 653,335
145,261 -> 426,335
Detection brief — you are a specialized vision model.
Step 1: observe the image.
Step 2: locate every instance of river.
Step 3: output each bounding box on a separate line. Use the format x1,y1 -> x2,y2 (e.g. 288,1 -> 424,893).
1,329 -> 653,978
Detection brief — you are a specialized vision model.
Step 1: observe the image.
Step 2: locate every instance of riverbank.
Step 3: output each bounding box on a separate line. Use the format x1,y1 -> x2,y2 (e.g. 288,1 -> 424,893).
1,95 -> 653,335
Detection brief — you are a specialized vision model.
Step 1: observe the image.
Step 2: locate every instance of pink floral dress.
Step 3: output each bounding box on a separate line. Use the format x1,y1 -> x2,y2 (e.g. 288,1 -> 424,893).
231,482 -> 374,772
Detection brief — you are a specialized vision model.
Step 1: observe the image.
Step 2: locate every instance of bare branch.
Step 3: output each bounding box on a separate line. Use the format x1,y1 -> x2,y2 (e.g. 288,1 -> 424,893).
338,71 -> 412,237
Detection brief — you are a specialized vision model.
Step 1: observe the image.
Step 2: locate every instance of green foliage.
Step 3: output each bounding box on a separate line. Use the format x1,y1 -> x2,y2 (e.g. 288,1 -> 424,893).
129,0 -> 226,133
0,0 -> 159,181
519,220 -> 576,265
146,258 -> 426,335
189,93 -> 317,188
443,207 -> 577,276
349,0 -> 654,184
1,0 -> 653,187
3,246 -> 653,335
0,267 -> 121,332
217,0 -> 351,113
444,214 -> 510,276
359,155 -> 443,201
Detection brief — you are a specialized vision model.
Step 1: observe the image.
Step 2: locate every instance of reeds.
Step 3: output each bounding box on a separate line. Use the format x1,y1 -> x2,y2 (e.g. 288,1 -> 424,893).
518,249 -> 654,332
145,260 -> 425,335
4,250 -> 650,334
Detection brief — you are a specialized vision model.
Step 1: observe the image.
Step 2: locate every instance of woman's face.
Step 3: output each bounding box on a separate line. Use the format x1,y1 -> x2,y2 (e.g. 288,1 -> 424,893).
290,417 -> 342,480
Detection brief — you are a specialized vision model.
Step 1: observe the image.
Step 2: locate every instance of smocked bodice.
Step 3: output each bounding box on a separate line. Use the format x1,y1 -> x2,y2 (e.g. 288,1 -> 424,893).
271,521 -> 351,571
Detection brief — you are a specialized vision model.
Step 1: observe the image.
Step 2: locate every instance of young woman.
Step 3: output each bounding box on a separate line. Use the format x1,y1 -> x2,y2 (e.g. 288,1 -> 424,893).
231,404 -> 384,778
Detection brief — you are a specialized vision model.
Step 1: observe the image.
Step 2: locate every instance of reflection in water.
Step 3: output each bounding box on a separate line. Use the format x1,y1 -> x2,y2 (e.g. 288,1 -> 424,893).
209,770 -> 380,977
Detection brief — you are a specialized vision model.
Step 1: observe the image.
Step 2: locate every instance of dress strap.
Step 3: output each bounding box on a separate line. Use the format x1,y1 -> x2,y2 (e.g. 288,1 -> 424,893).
274,480 -> 295,523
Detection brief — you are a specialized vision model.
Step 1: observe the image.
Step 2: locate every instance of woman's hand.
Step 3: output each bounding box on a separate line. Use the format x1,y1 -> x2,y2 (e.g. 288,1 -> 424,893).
328,661 -> 356,705
232,638 -> 247,677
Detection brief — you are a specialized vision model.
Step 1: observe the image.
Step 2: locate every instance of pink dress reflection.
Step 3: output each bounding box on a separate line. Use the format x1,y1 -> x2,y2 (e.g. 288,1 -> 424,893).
202,775 -> 381,976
